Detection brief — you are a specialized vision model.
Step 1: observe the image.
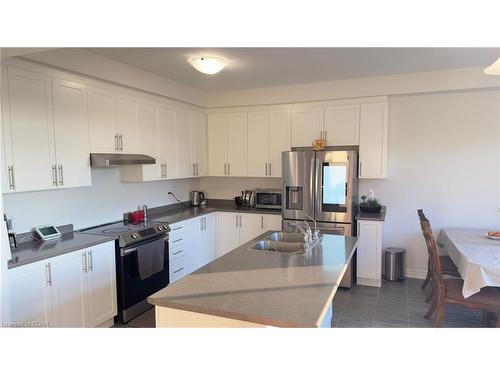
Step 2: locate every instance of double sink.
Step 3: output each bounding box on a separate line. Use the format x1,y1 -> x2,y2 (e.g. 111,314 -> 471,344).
249,231 -> 322,255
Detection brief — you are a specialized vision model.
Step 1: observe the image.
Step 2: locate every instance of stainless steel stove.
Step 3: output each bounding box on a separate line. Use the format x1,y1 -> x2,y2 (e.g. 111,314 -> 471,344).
81,220 -> 171,323
82,220 -> 170,248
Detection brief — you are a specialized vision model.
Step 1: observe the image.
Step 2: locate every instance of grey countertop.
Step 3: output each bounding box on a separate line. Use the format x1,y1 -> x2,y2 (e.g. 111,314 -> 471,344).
8,231 -> 116,269
148,199 -> 281,224
7,200 -> 280,270
148,231 -> 358,327
355,206 -> 387,222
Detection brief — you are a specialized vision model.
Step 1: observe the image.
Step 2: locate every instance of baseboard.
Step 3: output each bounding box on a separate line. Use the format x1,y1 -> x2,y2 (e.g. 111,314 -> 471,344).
404,269 -> 427,280
97,318 -> 114,328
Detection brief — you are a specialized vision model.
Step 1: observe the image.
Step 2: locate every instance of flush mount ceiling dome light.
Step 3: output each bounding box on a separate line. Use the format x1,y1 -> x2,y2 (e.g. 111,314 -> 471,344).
484,57 -> 500,75
189,56 -> 227,75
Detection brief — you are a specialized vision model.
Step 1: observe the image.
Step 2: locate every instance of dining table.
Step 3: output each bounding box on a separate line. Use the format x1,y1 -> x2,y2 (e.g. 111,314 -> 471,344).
437,228 -> 500,298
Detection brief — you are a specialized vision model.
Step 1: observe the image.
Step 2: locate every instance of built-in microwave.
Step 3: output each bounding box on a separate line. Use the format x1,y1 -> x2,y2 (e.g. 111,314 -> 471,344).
254,188 -> 282,210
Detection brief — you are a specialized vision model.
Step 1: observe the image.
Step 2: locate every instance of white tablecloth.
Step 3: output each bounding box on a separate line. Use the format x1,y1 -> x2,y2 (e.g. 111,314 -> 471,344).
437,228 -> 500,298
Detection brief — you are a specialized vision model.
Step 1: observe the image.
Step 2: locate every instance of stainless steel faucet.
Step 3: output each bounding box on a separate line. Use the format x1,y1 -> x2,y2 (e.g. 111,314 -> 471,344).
305,214 -> 320,239
291,222 -> 311,246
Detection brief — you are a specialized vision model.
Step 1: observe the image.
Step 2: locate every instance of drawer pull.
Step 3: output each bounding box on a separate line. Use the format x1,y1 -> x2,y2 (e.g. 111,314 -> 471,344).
173,267 -> 184,274
172,238 -> 182,243
172,249 -> 183,256
172,227 -> 183,231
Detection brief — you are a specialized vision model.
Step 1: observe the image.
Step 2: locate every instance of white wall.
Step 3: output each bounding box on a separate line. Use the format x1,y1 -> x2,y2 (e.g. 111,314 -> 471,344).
3,168 -> 201,233
199,177 -> 281,200
360,89 -> 500,278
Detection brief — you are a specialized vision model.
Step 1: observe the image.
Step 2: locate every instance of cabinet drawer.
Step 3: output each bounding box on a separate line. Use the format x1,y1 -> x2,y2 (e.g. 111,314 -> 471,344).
169,255 -> 187,283
169,243 -> 186,259
169,236 -> 185,249
169,224 -> 186,240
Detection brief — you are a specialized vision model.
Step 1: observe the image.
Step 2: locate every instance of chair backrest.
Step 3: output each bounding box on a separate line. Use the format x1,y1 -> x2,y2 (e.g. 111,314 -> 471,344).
417,209 -> 445,294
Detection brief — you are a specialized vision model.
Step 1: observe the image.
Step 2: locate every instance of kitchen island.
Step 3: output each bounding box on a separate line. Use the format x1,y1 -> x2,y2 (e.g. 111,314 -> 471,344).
148,231 -> 357,328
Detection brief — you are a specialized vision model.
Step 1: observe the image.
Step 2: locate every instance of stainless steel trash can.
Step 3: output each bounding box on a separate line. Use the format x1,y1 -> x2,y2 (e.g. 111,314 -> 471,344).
384,247 -> 405,281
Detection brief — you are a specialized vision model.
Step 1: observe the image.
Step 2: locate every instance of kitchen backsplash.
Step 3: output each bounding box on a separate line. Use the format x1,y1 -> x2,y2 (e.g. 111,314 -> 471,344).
2,168 -> 201,233
199,177 -> 281,200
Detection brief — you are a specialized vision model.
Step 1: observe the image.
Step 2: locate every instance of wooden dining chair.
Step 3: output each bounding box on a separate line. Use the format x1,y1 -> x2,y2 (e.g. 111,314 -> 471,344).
418,211 -> 460,289
417,209 -> 500,327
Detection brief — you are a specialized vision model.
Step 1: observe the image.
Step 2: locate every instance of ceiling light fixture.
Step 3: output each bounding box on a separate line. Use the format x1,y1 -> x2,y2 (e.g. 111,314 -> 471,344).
189,56 -> 226,75
484,57 -> 500,75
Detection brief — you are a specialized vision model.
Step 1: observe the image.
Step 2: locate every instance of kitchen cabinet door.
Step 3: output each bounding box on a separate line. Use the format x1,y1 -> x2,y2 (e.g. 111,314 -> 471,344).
7,67 -> 55,192
83,242 -> 117,327
52,79 -> 91,188
226,112 -> 248,176
291,106 -> 324,147
175,108 -> 193,178
137,101 -> 161,181
1,66 -> 13,193
324,104 -> 360,146
239,213 -> 263,245
247,111 -> 269,177
116,94 -> 141,154
169,255 -> 187,283
268,109 -> 291,177
185,218 -> 203,274
202,213 -> 216,264
216,212 -> 239,258
8,260 -> 54,327
359,102 -> 388,178
262,214 -> 282,232
158,105 -> 177,179
191,111 -> 207,177
50,250 -> 86,327
87,86 -> 117,153
356,220 -> 382,287
207,113 -> 227,176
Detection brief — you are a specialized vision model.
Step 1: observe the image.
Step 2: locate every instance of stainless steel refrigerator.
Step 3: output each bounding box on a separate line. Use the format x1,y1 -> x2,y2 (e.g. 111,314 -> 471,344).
282,148 -> 359,287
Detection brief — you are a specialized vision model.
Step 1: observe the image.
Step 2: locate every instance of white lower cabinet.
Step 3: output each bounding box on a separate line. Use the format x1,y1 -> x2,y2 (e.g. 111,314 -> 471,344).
215,212 -> 282,258
8,240 -> 117,327
356,220 -> 383,287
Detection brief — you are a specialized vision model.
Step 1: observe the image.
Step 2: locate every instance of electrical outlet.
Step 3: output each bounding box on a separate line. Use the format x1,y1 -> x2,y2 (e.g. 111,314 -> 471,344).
368,190 -> 375,198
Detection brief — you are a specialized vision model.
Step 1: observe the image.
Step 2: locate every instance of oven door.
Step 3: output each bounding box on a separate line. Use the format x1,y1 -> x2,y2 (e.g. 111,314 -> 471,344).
116,235 -> 169,322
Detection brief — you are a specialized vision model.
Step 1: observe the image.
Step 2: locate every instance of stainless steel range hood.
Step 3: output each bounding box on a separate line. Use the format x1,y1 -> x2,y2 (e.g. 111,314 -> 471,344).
90,153 -> 156,167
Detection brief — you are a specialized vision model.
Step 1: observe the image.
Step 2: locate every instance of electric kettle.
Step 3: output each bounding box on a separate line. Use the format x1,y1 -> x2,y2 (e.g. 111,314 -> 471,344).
190,191 -> 206,206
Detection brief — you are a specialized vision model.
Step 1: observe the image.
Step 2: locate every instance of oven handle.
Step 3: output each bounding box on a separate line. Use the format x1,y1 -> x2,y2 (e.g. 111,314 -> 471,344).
120,234 -> 169,256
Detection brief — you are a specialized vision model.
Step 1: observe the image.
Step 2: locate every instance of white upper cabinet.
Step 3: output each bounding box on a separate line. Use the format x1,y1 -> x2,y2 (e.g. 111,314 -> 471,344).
137,101 -> 161,181
268,109 -> 291,177
247,109 -> 291,178
291,106 -> 324,147
116,94 -> 140,154
87,87 -> 117,153
191,111 -> 207,177
324,104 -> 360,146
207,113 -> 227,176
247,111 -> 269,177
5,68 -> 55,193
175,108 -> 193,178
359,102 -> 388,178
52,79 -> 91,188
226,112 -> 248,176
158,105 -> 177,179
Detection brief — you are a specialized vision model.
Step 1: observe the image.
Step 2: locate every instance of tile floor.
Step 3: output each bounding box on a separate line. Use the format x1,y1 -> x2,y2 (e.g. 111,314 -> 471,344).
114,278 -> 485,328
332,278 -> 483,328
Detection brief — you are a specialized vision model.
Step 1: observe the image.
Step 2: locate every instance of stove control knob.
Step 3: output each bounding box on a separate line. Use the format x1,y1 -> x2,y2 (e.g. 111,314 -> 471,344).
157,226 -> 163,231
131,233 -> 138,239
162,225 -> 168,230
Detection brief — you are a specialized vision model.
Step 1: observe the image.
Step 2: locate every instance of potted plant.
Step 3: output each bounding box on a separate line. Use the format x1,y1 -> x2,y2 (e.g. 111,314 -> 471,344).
359,195 -> 382,214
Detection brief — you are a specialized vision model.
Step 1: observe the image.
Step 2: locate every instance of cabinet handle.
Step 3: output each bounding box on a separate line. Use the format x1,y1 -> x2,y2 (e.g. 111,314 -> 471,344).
119,134 -> 124,151
324,130 -> 327,140
164,163 -> 167,178
46,263 -> 52,286
8,165 -> 15,190
261,216 -> 264,229
88,251 -> 93,272
193,163 -> 195,176
172,249 -> 184,256
359,162 -> 362,177
224,163 -> 227,175
58,165 -> 64,186
228,163 -> 230,175
172,226 -> 183,231
269,163 -> 272,176
239,214 -> 242,228
265,163 -> 268,176
114,134 -> 118,151
52,165 -> 58,186
82,252 -> 87,273
204,217 -> 207,230
235,214 -> 238,228
172,238 -> 182,243
200,218 -> 203,231
196,163 -> 199,176
173,267 -> 184,274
